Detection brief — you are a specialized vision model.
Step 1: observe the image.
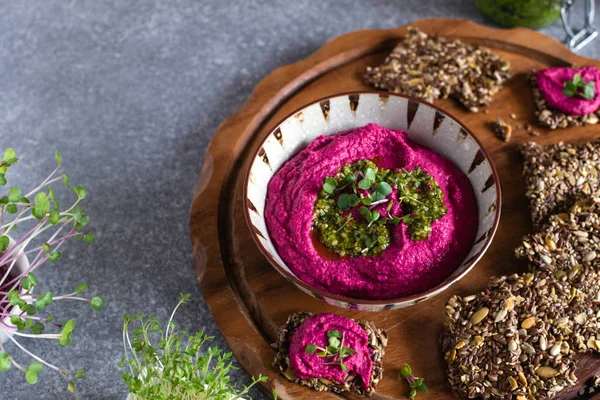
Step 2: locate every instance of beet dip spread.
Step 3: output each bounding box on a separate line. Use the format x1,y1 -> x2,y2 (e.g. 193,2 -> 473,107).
289,313 -> 372,387
265,124 -> 478,300
536,66 -> 600,115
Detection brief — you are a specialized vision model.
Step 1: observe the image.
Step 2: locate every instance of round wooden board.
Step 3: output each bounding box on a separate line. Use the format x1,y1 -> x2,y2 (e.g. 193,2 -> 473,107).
190,19 -> 600,399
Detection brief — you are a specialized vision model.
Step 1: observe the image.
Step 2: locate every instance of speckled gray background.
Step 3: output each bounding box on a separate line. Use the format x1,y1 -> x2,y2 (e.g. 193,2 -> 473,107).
1,1 -> 598,399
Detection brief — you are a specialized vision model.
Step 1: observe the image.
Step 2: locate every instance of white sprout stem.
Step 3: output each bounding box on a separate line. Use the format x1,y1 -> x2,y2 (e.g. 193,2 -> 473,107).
23,167 -> 61,198
7,334 -> 64,374
9,331 -> 61,340
0,257 -> 18,289
164,299 -> 186,339
0,206 -> 29,237
50,296 -> 89,302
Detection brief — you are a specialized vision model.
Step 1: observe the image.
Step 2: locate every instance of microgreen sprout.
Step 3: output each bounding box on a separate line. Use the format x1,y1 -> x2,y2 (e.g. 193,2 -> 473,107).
305,330 -> 357,373
400,364 -> 427,399
563,73 -> 595,100
120,293 -> 267,400
0,149 -> 103,391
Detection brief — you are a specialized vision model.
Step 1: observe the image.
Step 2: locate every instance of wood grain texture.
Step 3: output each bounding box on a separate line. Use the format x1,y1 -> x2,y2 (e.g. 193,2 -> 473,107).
189,19 -> 600,399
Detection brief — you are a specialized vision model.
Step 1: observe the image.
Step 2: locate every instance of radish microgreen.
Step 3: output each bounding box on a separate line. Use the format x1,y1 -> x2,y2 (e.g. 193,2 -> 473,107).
305,330 -> 357,373
563,73 -> 596,100
400,363 -> 427,399
0,148 -> 103,392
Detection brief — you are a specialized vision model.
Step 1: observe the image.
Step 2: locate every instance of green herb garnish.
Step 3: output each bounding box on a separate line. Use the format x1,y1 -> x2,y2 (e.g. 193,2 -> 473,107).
305,330 -> 358,373
563,73 -> 595,100
314,160 -> 447,257
400,364 -> 428,399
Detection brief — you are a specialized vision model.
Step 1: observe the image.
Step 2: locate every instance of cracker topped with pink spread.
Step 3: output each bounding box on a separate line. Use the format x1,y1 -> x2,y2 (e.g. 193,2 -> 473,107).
530,66 -> 600,129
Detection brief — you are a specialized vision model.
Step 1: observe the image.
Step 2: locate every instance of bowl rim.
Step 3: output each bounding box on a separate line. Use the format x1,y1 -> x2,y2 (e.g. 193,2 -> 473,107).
242,90 -> 502,306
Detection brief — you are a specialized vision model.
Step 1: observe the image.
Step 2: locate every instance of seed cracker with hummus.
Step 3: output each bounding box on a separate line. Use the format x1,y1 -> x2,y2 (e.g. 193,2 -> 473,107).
272,312 -> 387,395
529,66 -> 600,129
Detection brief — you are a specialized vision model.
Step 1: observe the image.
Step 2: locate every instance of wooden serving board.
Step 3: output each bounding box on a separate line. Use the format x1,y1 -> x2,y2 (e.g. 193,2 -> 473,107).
189,19 -> 600,399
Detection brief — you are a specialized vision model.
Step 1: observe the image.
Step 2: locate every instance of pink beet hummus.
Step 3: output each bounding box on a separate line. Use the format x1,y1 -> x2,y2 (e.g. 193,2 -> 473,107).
289,313 -> 372,387
265,124 -> 478,300
536,66 -> 600,115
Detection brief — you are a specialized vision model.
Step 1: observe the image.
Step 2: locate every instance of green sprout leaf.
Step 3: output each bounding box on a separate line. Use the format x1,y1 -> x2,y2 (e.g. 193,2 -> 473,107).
48,210 -> 60,225
0,235 -> 9,252
67,381 -> 75,393
376,182 -> 392,196
8,187 -> 21,203
90,296 -> 105,311
305,344 -> 318,354
49,250 -> 62,262
75,283 -> 88,293
4,149 -> 16,162
327,330 -> 342,339
400,364 -> 412,379
20,273 -> 38,291
55,151 -> 62,167
0,352 -> 11,371
364,168 -> 376,181
8,290 -> 26,308
358,178 -> 371,190
563,73 -> 596,100
59,320 -> 75,346
25,362 -> 43,384
323,177 -> 337,194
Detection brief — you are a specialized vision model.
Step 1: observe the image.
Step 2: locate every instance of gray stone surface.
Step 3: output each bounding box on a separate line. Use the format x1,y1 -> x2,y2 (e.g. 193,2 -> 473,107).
0,1 -> 597,399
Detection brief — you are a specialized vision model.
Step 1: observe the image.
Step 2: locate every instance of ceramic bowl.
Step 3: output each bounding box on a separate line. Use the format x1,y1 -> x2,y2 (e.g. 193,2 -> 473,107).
244,92 -> 501,311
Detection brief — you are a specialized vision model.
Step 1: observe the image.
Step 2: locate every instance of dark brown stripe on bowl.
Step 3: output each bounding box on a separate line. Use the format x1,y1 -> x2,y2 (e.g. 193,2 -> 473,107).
349,94 -> 359,112
319,100 -> 330,121
433,111 -> 445,132
273,128 -> 283,145
457,127 -> 468,142
407,99 -> 419,129
258,147 -> 271,169
252,225 -> 266,239
482,174 -> 495,193
468,149 -> 486,174
247,199 -> 259,214
474,229 -> 490,244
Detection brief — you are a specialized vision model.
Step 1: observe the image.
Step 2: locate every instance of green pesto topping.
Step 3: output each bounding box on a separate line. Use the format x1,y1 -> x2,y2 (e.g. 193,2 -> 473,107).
313,160 -> 447,257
